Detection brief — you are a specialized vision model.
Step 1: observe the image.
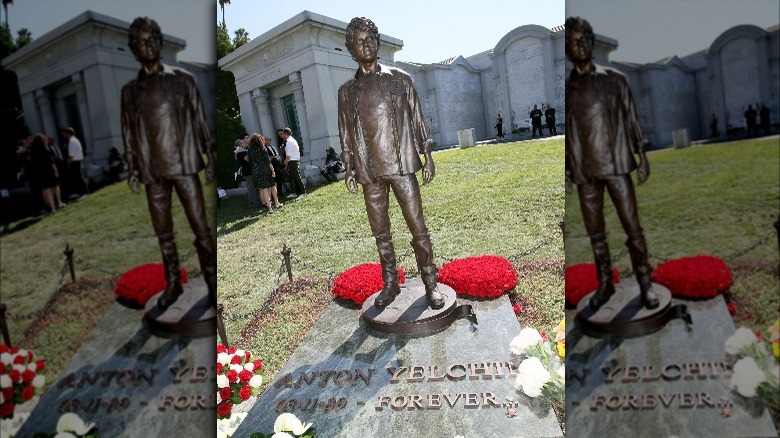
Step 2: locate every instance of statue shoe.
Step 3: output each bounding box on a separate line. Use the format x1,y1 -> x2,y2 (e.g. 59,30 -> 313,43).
374,283 -> 401,309
426,286 -> 445,310
640,284 -> 660,309
588,282 -> 615,310
157,282 -> 184,310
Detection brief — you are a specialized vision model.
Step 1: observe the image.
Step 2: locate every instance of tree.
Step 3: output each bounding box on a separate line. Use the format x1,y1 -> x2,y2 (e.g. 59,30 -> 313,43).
233,28 -> 249,49
218,0 -> 231,28
216,22 -> 239,119
15,28 -> 31,49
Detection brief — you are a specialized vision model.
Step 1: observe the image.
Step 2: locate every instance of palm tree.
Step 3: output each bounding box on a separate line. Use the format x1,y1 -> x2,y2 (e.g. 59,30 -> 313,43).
218,0 -> 231,28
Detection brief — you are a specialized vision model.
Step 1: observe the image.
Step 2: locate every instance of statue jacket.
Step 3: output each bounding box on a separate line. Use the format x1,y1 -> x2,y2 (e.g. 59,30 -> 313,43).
565,63 -> 648,184
121,63 -> 213,184
337,63 -> 435,184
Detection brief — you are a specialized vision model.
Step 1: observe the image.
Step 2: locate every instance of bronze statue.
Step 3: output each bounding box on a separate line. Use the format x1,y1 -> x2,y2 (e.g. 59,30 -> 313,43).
121,17 -> 216,310
565,17 -> 659,310
337,17 -> 444,310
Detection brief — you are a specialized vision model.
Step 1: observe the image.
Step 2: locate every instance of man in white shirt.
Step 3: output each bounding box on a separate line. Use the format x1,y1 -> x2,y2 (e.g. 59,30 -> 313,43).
62,127 -> 88,198
278,127 -> 307,200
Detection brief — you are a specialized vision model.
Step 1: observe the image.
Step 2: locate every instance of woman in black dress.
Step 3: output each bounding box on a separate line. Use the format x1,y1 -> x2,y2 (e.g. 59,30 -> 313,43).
29,134 -> 61,213
246,133 -> 276,213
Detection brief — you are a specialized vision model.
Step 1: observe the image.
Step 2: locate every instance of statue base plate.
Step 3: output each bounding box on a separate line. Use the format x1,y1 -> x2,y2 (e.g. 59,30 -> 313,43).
575,279 -> 688,336
361,280 -> 470,335
143,277 -> 215,336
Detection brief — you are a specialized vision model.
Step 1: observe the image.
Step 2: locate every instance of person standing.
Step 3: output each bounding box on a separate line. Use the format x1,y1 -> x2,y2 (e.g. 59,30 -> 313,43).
234,135 -> 259,207
545,104 -> 557,136
530,104 -> 544,138
278,127 -> 306,200
710,113 -> 719,139
121,17 -> 216,311
565,16 -> 659,310
337,16 -> 444,310
246,133 -> 277,213
264,136 -> 283,207
760,104 -> 771,135
495,114 -> 504,139
745,104 -> 758,137
29,134 -> 62,213
63,127 -> 88,198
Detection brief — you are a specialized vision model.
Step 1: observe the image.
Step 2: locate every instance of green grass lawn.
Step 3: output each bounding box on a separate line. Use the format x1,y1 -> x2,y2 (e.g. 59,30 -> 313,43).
217,139 -> 566,388
0,178 -> 216,387
565,138 -> 780,333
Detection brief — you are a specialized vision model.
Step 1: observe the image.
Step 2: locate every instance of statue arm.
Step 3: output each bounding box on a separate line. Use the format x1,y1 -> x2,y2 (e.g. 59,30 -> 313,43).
187,76 -> 216,183
337,86 -> 357,193
120,85 -> 140,193
620,77 -> 650,183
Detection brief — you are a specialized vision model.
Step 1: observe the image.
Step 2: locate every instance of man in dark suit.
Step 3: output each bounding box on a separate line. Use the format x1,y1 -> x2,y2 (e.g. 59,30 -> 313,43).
121,17 -> 216,310
565,16 -> 659,310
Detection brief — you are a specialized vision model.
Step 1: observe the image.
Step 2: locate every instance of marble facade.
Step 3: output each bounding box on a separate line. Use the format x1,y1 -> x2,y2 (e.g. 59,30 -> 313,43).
588,24 -> 779,148
219,11 -> 565,170
2,11 -> 215,182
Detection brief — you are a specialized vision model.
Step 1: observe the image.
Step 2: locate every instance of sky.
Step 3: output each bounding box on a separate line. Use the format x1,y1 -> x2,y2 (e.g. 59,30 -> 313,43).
218,0 -> 566,64
566,0 -> 780,63
3,0 -> 216,63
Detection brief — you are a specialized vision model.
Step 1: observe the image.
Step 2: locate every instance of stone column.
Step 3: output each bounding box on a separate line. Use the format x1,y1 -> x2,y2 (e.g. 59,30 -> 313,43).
71,73 -> 93,158
34,89 -> 57,137
288,72 -> 311,164
252,88 -> 276,140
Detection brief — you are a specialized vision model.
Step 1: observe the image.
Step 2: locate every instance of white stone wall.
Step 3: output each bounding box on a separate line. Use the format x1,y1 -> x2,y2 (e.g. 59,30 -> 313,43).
720,37 -> 762,128
506,37 -> 547,126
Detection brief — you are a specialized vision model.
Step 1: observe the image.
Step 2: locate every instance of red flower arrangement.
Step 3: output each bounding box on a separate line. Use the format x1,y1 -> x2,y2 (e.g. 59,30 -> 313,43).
564,263 -> 620,307
216,344 -> 264,419
652,255 -> 732,299
332,263 -> 406,306
438,255 -> 518,299
115,263 -> 188,306
0,345 -> 46,419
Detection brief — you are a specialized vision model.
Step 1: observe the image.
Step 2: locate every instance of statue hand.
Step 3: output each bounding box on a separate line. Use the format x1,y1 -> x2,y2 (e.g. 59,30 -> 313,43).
637,158 -> 650,184
128,173 -> 141,193
422,159 -> 435,185
206,159 -> 217,184
345,172 -> 358,193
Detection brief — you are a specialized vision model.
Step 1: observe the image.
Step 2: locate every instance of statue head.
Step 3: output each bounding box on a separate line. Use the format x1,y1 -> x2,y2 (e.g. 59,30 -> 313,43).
128,17 -> 163,62
565,16 -> 595,63
345,17 -> 380,61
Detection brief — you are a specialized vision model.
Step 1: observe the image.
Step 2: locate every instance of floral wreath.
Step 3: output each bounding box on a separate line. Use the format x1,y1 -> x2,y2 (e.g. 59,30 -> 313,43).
216,344 -> 264,419
438,255 -> 518,299
652,255 -> 732,300
332,263 -> 405,306
564,263 -> 620,307
114,263 -> 188,306
0,345 -> 46,419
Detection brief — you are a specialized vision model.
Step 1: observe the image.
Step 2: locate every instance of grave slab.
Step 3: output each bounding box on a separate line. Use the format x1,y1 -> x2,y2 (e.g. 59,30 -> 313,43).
16,278 -> 215,437
565,281 -> 777,438
233,296 -> 563,437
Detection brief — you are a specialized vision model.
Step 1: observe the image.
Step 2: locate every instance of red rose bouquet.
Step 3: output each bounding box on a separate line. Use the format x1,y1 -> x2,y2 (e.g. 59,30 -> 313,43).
332,263 -> 406,306
0,345 -> 46,419
564,263 -> 620,307
653,255 -> 732,299
438,255 -> 518,299
115,263 -> 188,306
216,344 -> 264,419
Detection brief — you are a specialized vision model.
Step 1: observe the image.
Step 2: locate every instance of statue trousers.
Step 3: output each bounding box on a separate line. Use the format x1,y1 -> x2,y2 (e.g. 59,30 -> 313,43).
362,174 -> 437,288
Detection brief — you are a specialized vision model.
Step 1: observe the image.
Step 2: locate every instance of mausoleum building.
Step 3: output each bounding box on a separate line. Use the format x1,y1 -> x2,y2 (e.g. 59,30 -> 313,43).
2,11 -> 215,182
589,23 -> 779,148
218,11 -> 565,174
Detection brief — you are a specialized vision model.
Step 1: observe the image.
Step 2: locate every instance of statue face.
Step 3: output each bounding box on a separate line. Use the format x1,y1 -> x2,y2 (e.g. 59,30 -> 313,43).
131,29 -> 161,63
566,29 -> 593,64
350,29 -> 377,64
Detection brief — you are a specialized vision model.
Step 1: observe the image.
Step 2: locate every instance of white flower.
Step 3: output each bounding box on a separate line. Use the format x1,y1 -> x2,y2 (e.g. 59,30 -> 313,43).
510,327 -> 543,355
217,374 -> 230,388
515,357 -> 551,397
274,413 -> 308,434
27,363 -> 37,372
0,411 -> 30,438
0,352 -> 11,364
730,357 -> 765,397
272,433 -> 294,438
0,374 -> 11,388
244,362 -> 255,372
230,364 -> 243,374
217,413 -> 248,438
53,433 -> 77,438
56,412 -> 95,435
217,391 -> 222,404
32,375 -> 45,388
234,350 -> 246,360
724,327 -> 757,355
248,374 -> 263,388
217,352 -> 231,366
12,364 -> 25,373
